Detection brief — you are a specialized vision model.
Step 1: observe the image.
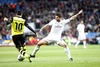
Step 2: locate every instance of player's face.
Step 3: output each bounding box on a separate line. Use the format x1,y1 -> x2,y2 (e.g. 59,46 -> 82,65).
81,21 -> 83,24
55,16 -> 61,22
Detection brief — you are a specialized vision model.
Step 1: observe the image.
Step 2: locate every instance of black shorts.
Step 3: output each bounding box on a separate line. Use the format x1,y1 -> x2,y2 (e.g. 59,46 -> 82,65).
12,34 -> 25,47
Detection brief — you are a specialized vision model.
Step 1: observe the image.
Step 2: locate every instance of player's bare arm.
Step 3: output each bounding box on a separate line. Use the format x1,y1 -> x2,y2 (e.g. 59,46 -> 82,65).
69,10 -> 83,20
39,24 -> 50,33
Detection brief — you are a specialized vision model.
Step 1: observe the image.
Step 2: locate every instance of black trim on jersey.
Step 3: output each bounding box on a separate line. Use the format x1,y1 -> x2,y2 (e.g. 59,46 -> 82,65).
7,16 -> 36,35
24,21 -> 36,35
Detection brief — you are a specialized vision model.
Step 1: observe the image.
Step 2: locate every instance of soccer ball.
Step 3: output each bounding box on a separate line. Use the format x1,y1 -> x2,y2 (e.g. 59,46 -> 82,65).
17,54 -> 25,61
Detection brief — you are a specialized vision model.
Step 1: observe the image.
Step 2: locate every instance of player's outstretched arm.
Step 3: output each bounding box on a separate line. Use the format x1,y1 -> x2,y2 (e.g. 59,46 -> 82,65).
39,24 -> 49,33
69,10 -> 83,20
4,17 -> 12,29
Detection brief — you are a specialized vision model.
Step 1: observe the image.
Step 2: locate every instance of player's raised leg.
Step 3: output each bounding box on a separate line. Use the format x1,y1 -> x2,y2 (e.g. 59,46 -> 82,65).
30,45 -> 40,58
30,40 -> 47,58
58,40 -> 73,61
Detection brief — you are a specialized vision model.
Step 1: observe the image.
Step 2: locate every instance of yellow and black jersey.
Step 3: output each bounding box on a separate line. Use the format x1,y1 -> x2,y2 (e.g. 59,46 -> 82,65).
11,16 -> 36,36
11,17 -> 25,36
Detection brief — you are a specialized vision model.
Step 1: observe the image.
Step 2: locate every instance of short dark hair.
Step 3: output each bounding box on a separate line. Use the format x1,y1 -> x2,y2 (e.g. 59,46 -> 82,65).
17,10 -> 22,15
55,12 -> 62,18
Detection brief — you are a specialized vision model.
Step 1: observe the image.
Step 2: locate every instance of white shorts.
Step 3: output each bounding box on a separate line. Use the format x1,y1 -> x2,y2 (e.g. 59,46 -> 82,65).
78,34 -> 86,40
42,36 -> 66,45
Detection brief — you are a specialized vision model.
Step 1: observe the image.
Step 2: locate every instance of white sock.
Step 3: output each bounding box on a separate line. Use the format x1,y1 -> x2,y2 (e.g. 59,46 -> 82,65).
64,46 -> 72,59
83,41 -> 86,48
75,40 -> 80,47
31,45 -> 40,55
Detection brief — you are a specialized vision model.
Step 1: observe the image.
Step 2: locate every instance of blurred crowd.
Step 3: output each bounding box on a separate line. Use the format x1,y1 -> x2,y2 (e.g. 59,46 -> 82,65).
0,0 -> 100,44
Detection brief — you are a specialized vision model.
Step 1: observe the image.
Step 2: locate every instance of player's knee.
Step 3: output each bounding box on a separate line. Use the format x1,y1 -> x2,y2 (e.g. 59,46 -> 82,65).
58,43 -> 67,48
37,41 -> 47,46
64,45 -> 67,48
37,43 -> 42,47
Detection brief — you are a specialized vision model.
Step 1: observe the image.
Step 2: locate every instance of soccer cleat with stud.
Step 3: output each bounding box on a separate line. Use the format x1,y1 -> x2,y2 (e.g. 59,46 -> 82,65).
30,54 -> 35,58
69,58 -> 73,61
28,57 -> 32,62
17,54 -> 25,61
24,54 -> 32,62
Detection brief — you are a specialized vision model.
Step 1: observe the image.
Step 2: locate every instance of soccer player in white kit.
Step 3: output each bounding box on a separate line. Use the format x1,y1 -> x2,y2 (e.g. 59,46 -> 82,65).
75,20 -> 87,48
30,10 -> 83,61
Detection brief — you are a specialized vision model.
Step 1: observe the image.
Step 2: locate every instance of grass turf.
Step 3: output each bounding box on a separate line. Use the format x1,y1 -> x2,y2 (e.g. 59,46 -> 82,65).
0,45 -> 100,67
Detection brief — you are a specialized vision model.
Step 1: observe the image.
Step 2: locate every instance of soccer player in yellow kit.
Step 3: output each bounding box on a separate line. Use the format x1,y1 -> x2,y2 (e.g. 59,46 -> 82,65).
6,11 -> 36,62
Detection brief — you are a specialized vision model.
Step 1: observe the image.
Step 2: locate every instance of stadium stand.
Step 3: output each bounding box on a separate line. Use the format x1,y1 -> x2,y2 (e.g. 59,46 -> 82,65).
0,0 -> 100,45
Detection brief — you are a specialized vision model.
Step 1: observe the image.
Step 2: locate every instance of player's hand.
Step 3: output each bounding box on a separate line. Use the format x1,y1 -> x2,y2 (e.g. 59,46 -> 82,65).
4,17 -> 8,21
39,29 -> 42,34
78,10 -> 83,15
34,33 -> 38,38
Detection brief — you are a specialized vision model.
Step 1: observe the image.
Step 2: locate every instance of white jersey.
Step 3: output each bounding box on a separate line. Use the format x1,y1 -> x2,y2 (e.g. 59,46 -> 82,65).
43,19 -> 70,41
77,23 -> 86,40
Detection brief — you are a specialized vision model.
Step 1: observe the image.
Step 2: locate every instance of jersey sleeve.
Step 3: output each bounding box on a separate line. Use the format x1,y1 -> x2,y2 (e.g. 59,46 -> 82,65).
63,19 -> 71,24
47,19 -> 55,26
9,17 -> 13,23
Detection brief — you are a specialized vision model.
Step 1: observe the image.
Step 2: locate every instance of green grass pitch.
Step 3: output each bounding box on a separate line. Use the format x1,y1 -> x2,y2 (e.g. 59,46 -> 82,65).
0,45 -> 100,67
